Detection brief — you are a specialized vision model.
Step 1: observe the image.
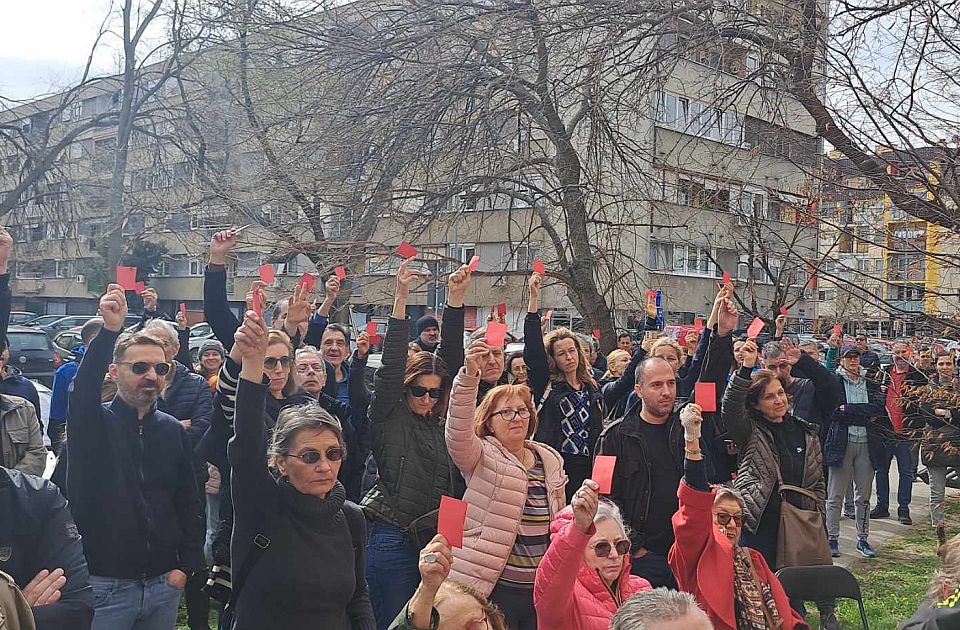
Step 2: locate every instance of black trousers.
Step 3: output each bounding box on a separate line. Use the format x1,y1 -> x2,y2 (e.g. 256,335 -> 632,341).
489,582 -> 536,630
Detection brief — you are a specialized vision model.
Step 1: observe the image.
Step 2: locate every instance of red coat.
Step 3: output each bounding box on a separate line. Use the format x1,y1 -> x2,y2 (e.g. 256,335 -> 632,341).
534,507 -> 651,630
668,481 -> 807,630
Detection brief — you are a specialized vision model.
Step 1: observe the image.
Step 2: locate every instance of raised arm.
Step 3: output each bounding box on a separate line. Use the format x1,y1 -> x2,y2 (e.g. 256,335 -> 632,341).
204,229 -> 242,349
721,337 -> 759,449
445,345 -> 488,476
304,275 -> 338,347
523,272 -> 550,401
0,227 -> 12,349
437,264 -> 471,376
602,346 -> 646,411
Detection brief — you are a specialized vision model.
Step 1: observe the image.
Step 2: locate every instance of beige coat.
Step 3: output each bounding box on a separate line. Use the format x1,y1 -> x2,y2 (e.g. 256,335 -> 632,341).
0,570 -> 36,630
0,395 -> 46,477
444,369 -> 567,596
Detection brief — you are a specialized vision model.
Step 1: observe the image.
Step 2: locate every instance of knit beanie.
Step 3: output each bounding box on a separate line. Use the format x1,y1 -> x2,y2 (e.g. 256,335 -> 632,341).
416,315 -> 439,336
198,339 -> 226,359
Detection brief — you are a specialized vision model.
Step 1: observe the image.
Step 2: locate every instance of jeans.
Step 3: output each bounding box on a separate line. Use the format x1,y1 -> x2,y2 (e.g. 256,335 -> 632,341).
366,521 -> 421,630
929,465 -> 948,527
629,550 -> 677,589
827,441 -> 874,541
90,571 -> 183,630
875,440 -> 917,512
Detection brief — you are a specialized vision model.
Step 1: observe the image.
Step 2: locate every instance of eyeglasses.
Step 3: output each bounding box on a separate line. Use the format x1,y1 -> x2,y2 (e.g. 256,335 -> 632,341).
117,361 -> 172,376
715,512 -> 744,527
264,356 -> 292,369
592,539 -> 631,558
492,408 -> 532,422
285,448 -> 345,464
408,385 -> 443,399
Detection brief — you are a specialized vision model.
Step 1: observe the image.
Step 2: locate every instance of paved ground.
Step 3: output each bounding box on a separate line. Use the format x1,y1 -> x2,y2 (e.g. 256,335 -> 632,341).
834,465 -> 959,568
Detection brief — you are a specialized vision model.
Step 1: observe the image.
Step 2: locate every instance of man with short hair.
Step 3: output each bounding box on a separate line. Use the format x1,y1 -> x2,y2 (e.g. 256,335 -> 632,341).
798,340 -> 822,363
0,346 -> 41,422
414,314 -> 440,352
618,333 -> 634,353
854,334 -> 881,375
610,588 -> 714,630
48,319 -> 103,454
67,285 -> 204,630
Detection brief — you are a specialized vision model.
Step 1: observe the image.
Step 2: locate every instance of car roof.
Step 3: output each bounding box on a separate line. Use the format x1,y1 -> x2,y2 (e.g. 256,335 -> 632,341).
8,325 -> 47,333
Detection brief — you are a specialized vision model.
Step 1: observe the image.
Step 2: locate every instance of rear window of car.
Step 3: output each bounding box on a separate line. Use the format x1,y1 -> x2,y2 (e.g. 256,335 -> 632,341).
8,332 -> 52,351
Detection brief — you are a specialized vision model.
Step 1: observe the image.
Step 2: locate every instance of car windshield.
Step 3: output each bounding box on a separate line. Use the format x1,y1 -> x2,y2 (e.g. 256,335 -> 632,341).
9,332 -> 51,351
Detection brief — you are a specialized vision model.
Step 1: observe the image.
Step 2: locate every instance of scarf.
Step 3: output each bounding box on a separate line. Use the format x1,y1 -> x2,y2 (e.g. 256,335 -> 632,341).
733,546 -> 783,629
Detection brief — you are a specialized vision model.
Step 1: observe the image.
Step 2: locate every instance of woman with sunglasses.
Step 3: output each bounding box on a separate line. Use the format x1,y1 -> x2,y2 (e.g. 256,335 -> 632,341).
533,479 -> 652,629
444,340 -> 567,629
229,309 -> 374,629
669,403 -> 805,630
362,258 -> 464,630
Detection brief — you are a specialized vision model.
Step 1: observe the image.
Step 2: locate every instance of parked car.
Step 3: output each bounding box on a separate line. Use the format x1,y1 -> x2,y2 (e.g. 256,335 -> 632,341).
9,311 -> 38,325
39,315 -> 98,335
188,322 -> 215,362
6,325 -> 61,386
52,329 -> 84,354
24,314 -> 66,328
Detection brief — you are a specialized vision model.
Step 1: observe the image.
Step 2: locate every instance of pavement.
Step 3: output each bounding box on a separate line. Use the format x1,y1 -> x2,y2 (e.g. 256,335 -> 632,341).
833,465 -> 959,568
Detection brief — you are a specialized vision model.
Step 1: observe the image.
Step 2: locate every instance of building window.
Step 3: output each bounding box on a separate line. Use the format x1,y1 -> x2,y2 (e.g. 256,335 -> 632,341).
651,241 -> 715,277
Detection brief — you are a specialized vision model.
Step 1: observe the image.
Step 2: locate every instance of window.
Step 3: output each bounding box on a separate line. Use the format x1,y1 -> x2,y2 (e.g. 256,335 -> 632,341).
449,244 -> 476,269
649,242 -> 673,270
507,242 -> 540,271
651,241 -> 715,276
234,252 -> 260,276
746,54 -> 760,79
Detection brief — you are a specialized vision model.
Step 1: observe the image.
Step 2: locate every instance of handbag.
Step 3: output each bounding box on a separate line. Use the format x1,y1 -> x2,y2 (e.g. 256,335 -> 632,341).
774,463 -> 832,570
406,509 -> 440,550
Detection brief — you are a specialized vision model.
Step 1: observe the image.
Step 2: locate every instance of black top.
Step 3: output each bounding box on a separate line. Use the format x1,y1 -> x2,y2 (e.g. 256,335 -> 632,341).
229,376 -> 374,630
755,415 -> 807,544
635,419 -> 681,554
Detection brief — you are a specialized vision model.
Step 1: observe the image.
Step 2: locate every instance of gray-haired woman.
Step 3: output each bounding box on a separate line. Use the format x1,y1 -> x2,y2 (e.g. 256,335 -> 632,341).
229,310 -> 374,630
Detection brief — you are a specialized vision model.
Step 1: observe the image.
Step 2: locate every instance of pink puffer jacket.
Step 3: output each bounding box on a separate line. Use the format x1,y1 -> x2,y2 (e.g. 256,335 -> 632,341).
444,368 -> 568,597
534,508 -> 652,630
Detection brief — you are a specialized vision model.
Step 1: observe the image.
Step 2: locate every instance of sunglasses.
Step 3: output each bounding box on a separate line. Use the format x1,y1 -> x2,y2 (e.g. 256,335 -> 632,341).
117,361 -> 172,376
264,356 -> 292,369
408,385 -> 443,399
715,512 -> 744,527
593,540 -> 631,558
285,448 -> 345,464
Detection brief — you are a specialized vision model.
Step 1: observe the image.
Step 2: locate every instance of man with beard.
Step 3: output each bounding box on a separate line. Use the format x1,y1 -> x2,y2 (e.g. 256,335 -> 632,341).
414,315 -> 440,352
66,284 -> 204,630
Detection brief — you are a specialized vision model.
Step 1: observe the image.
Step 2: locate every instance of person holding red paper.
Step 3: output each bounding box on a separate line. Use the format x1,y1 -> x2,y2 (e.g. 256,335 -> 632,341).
523,272 -> 603,503
669,404 -> 806,630
533,479 -> 651,630
443,341 -> 567,629
361,258 -> 465,630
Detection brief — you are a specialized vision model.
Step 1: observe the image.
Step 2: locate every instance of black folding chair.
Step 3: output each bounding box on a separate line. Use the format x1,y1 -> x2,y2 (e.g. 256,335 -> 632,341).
776,565 -> 870,630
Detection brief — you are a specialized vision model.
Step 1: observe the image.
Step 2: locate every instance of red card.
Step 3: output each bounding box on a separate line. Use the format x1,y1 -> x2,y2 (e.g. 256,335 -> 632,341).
532,259 -> 545,275
438,496 -> 468,548
298,273 -> 317,292
116,266 -> 138,291
179,302 -> 187,316
545,309 -> 554,321
134,282 -> 146,295
251,289 -> 263,317
694,382 -> 717,413
497,303 -> 507,318
334,266 -> 346,281
258,264 -> 275,284
693,318 -> 703,333
832,324 -> 842,337
366,321 -> 379,336
468,255 -> 480,272
722,271 -> 731,284
485,321 -> 508,347
746,317 -> 764,339
779,306 -> 788,317
593,328 -> 601,340
646,289 -> 656,301
592,455 -> 616,495
396,241 -> 417,259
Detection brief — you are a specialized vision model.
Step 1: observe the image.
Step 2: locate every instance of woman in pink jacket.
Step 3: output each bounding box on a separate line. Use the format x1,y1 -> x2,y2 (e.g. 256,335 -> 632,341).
445,340 -> 567,630
533,479 -> 652,629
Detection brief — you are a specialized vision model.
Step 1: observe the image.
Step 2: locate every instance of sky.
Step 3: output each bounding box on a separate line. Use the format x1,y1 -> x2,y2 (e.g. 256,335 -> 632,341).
0,0 -> 132,102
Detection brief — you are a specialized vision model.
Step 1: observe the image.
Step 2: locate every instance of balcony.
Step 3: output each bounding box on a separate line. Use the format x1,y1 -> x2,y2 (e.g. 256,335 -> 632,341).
890,300 -> 924,312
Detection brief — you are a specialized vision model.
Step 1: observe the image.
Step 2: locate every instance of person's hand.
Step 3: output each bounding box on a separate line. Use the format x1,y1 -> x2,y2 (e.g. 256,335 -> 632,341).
827,334 -> 841,348
775,313 -> 786,334
529,272 -> 542,299
644,292 -> 657,320
640,330 -> 660,353
465,340 -> 489,376
717,298 -> 738,337
396,258 -> 420,294
780,337 -> 801,365
323,275 -> 341,304
447,264 -> 471,307
245,281 -> 266,313
175,309 -> 188,330
0,226 -> 13,274
141,287 -> 158,312
684,331 -> 698,354
22,569 -> 66,606
418,534 -> 453,593
679,403 -> 703,442
180,419 -> 192,430
209,229 -> 239,266
571,479 -> 600,533
286,281 -> 311,331
166,569 -> 188,589
99,284 -> 128,332
234,310 -> 269,365
740,338 -> 759,368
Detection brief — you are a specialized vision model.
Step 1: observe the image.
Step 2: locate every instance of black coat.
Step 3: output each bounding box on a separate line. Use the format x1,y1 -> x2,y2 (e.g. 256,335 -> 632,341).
0,467 -> 93,630
157,361 -> 213,481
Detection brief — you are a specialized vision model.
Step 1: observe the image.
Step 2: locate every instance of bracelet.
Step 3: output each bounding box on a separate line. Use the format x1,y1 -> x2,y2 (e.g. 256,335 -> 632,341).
684,449 -> 702,457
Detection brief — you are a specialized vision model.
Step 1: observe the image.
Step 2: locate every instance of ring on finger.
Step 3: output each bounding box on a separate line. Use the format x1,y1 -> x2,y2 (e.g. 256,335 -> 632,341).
423,553 -> 438,564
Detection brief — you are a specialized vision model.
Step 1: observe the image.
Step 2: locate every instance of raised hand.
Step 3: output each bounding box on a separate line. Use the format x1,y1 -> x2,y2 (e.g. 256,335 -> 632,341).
641,330 -> 660,353
356,331 -> 371,358
235,310 -> 269,372
324,275 -> 341,303
22,568 -> 66,606
775,313 -> 786,335
396,258 -> 420,294
99,283 -> 128,332
684,330 -> 698,354
209,229 -> 239,266
447,264 -> 471,308
780,337 -> 801,365
286,281 -> 311,332
245,281 -> 266,313
717,298 -> 739,337
0,226 -> 13,274
740,338 -> 759,369
571,479 -> 600,533
528,272 -> 542,313
465,339 -> 490,376
141,287 -> 158,312
644,292 -> 657,320
679,403 -> 703,442
418,534 -> 453,593
175,309 -> 188,331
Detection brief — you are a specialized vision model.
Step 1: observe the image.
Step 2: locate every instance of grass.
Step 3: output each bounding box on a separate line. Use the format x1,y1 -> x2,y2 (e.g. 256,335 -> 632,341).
175,603 -> 219,630
806,497 -> 957,629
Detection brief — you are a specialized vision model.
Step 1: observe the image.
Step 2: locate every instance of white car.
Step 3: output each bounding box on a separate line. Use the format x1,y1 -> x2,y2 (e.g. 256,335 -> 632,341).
31,379 -> 57,479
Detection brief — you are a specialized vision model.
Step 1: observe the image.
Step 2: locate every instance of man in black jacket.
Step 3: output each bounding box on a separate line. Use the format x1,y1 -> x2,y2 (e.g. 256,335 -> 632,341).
0,466 -> 93,630
67,284 -> 204,630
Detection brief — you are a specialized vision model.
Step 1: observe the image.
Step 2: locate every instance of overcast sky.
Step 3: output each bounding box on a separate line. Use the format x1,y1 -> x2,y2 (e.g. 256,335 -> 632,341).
0,0 -> 132,101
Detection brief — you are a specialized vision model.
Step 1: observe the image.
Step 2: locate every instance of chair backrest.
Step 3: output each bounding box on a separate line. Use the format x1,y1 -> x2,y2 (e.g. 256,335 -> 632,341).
776,565 -> 864,602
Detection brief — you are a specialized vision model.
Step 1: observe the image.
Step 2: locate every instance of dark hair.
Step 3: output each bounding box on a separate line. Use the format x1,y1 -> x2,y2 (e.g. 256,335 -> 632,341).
504,352 -> 525,379
618,332 -> 632,341
323,323 -> 351,344
271,297 -> 290,323
403,351 -> 451,420
81,317 -> 104,345
113,332 -> 167,363
745,369 -> 791,416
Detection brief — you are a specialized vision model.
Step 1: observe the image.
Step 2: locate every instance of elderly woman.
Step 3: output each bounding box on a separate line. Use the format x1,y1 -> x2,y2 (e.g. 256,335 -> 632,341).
228,310 -> 374,629
669,403 -> 806,630
601,349 -> 631,382
533,479 -> 652,629
444,340 -> 567,630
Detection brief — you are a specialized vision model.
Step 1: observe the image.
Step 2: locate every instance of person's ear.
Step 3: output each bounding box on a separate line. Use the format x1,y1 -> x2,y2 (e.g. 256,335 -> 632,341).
274,455 -> 288,477
108,364 -> 119,380
634,384 -> 641,395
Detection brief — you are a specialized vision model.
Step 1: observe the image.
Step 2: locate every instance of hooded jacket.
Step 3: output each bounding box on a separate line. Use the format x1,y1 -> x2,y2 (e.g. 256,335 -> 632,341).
0,395 -> 45,477
50,346 -> 84,423
0,368 -> 41,423
533,506 -> 651,630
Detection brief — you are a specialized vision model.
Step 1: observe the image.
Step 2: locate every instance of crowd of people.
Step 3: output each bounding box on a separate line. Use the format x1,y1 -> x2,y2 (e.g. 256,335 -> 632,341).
0,223 -> 959,630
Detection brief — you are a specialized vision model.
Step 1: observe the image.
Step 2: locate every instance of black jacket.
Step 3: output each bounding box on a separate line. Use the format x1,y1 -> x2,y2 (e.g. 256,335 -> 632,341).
824,370 -> 888,469
788,353 -> 843,438
0,467 -> 93,630
66,329 -> 205,579
0,370 -> 41,423
157,361 -> 214,481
